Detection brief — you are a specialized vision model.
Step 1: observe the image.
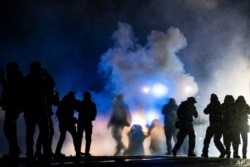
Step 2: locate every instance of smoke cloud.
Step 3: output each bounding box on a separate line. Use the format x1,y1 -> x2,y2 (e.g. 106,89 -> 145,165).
99,22 -> 198,110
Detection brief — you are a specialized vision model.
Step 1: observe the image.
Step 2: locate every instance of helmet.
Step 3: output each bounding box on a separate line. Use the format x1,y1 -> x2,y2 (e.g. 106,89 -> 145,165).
30,61 -> 42,73
6,61 -> 19,72
210,93 -> 218,102
84,91 -> 91,99
237,95 -> 245,102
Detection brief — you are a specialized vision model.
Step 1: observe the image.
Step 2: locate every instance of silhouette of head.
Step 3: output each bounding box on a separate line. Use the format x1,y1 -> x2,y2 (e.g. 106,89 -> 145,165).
6,61 -> 19,73
131,124 -> 142,133
210,93 -> 218,103
116,94 -> 123,100
187,97 -> 196,103
84,91 -> 91,99
30,61 -> 42,73
168,98 -> 176,105
6,61 -> 19,79
224,95 -> 234,104
236,95 -> 245,103
68,91 -> 75,99
151,119 -> 160,127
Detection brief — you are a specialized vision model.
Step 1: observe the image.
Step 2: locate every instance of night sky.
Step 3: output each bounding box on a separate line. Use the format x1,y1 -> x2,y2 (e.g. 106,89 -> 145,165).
1,0 -> 250,157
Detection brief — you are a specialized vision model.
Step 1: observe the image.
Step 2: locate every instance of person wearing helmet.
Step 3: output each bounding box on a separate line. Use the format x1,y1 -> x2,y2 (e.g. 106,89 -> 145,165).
76,91 -> 97,158
234,95 -> 250,159
23,61 -> 56,161
221,95 -> 238,158
55,91 -> 78,158
201,93 -> 226,158
172,96 -> 198,157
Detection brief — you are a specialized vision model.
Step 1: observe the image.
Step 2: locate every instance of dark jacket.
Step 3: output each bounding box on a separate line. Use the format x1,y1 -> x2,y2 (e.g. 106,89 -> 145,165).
76,99 -> 97,124
204,100 -> 223,127
56,94 -> 77,123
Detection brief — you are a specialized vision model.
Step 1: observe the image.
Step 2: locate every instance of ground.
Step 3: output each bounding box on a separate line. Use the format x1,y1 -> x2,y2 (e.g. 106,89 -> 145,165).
0,155 -> 249,167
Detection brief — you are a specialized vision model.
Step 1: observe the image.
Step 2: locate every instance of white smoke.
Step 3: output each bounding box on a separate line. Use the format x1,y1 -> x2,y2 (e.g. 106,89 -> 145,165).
93,22 -> 198,156
100,22 -> 198,110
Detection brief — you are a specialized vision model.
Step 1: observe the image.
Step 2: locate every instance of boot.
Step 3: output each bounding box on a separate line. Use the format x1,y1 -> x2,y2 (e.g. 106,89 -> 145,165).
188,151 -> 196,157
233,144 -> 240,158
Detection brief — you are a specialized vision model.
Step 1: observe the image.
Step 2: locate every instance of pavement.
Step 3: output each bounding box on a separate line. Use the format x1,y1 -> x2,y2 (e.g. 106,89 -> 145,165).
0,155 -> 249,167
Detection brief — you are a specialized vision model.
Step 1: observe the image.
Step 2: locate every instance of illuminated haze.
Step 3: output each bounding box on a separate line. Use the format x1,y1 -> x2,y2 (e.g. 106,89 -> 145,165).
99,22 -> 198,124
0,0 -> 250,157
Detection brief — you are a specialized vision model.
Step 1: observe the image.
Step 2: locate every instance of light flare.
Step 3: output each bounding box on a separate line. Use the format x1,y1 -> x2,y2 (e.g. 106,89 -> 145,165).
184,85 -> 192,94
142,86 -> 150,94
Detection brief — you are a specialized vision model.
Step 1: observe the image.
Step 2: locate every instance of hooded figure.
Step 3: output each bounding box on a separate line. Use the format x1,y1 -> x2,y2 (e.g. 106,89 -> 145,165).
162,98 -> 178,155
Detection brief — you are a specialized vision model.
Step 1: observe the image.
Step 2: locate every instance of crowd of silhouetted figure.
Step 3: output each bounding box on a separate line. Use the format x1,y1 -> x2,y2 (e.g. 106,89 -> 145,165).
162,93 -> 250,159
0,61 -> 250,164
0,61 -> 97,163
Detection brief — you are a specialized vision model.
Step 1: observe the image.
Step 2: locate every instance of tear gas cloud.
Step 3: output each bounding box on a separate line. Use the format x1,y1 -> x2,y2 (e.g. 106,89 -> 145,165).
99,22 -> 198,123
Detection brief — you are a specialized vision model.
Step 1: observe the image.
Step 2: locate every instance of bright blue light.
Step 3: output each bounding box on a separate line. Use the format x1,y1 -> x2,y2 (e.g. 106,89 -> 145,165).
151,83 -> 168,98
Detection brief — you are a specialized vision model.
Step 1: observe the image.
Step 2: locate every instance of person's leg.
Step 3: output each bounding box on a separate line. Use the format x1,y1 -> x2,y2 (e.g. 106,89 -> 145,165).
187,127 -> 196,157
68,123 -> 78,155
223,130 -> 231,158
112,126 -> 125,155
172,129 -> 188,156
35,133 -> 43,159
4,109 -> 21,158
48,117 -> 54,155
201,126 -> 213,157
241,131 -> 248,158
76,123 -> 84,157
55,122 -> 67,156
232,132 -> 241,158
36,116 -> 50,160
24,113 -> 36,159
166,126 -> 174,155
85,124 -> 93,156
214,130 -> 226,158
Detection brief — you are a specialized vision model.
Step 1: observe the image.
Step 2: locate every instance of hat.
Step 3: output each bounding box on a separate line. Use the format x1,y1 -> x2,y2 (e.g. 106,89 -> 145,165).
187,97 -> 197,103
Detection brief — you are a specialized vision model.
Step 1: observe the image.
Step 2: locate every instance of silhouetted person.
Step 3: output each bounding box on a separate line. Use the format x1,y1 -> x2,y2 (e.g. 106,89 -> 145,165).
35,90 -> 59,160
76,91 -> 97,157
23,61 -> 56,161
172,97 -> 198,157
107,94 -> 131,155
201,93 -> 226,158
221,95 -> 239,158
0,62 -> 24,159
162,98 -> 178,155
33,66 -> 58,161
124,124 -> 147,155
147,119 -> 166,155
35,102 -> 56,160
234,95 -> 250,159
55,91 -> 78,158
